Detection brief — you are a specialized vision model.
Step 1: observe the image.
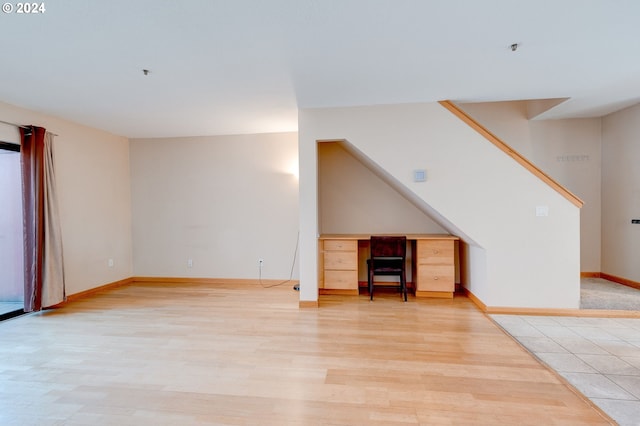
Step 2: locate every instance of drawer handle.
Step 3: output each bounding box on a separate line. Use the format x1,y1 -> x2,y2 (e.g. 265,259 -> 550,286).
433,276 -> 439,280
433,249 -> 440,254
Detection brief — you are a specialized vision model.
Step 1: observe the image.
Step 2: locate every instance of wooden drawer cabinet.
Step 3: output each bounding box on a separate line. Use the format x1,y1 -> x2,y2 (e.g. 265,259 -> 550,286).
323,239 -> 356,252
319,239 -> 358,293
324,270 -> 357,289
318,235 -> 458,298
418,240 -> 454,264
417,264 -> 455,292
416,239 -> 455,297
324,250 -> 357,270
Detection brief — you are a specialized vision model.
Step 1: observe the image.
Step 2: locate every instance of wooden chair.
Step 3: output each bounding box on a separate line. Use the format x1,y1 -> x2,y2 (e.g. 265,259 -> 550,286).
367,236 -> 407,301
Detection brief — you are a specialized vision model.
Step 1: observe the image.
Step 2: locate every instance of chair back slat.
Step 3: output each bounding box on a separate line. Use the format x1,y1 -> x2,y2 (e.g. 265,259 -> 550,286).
370,236 -> 406,258
368,236 -> 408,301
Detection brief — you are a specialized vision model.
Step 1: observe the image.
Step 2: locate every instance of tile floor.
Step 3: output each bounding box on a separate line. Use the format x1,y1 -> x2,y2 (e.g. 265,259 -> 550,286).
491,314 -> 640,426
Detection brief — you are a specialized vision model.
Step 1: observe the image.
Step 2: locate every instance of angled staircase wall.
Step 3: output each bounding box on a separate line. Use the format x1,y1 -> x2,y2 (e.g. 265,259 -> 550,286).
299,102 -> 582,309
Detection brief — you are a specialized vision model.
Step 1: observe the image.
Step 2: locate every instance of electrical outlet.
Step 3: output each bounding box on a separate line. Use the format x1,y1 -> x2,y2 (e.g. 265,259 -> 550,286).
108,258 -> 114,268
188,259 -> 193,268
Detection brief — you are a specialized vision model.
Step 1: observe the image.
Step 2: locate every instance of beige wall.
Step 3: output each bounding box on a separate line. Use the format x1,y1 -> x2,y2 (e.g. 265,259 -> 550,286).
318,141 -> 448,283
130,132 -> 299,280
2,97 -> 614,303
602,104 -> 640,283
318,141 -> 446,234
0,101 -> 133,295
459,101 -> 602,272
299,103 -> 581,308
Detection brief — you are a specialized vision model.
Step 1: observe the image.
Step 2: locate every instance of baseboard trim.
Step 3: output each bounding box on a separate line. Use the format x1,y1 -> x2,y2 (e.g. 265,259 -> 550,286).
64,277 -> 134,303
600,272 -> 640,290
60,277 -> 300,306
462,287 -> 487,311
581,271 -> 640,290
462,286 -> 640,318
132,277 -> 299,286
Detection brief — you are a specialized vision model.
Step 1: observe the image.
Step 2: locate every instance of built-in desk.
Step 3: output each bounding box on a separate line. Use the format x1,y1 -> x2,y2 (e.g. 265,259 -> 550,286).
318,234 -> 459,298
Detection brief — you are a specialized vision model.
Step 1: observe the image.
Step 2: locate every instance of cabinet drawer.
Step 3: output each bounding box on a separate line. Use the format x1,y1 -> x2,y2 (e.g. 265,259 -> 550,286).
417,264 -> 454,292
324,270 -> 358,289
417,240 -> 454,265
323,239 -> 357,251
324,251 -> 357,270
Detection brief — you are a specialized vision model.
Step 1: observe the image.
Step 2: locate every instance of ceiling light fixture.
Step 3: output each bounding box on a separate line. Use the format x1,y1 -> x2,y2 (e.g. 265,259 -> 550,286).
510,43 -> 519,52
142,69 -> 150,76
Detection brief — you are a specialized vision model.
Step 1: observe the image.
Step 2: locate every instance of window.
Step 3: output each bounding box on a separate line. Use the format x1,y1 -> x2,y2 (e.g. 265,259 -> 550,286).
0,141 -> 24,319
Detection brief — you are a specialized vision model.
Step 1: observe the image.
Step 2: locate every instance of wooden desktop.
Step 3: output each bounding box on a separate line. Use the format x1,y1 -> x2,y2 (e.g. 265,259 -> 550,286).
318,234 -> 459,298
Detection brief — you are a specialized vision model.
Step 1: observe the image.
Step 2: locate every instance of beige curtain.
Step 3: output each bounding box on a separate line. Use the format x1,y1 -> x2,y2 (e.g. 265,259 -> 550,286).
22,126 -> 65,311
41,131 -> 65,307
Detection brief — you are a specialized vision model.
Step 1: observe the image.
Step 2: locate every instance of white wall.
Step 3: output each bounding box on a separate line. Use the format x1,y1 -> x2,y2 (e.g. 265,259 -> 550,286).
299,103 -> 581,308
602,104 -> 640,283
130,132 -> 299,281
458,101 -> 602,272
0,101 -> 133,295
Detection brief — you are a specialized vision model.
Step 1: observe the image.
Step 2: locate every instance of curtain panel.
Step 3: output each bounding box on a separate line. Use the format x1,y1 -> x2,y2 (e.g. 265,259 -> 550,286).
20,126 -> 65,312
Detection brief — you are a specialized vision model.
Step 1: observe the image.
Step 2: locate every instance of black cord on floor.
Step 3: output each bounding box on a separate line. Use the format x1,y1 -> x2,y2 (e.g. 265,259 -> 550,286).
259,231 -> 299,289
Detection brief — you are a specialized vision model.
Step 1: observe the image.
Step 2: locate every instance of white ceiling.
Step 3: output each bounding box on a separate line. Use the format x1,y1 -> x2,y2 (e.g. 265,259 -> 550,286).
1,0 -> 640,138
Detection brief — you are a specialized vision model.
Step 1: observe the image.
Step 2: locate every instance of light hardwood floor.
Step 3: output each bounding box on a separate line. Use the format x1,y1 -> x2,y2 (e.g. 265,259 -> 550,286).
0,282 -> 613,425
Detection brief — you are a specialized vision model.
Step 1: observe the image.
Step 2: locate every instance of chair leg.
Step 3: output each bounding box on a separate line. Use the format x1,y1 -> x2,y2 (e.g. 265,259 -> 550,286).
402,271 -> 407,302
368,266 -> 373,301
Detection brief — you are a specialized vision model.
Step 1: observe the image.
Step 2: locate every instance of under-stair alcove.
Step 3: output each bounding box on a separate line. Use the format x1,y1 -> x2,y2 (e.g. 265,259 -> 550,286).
298,102 -> 582,310
317,140 -> 463,291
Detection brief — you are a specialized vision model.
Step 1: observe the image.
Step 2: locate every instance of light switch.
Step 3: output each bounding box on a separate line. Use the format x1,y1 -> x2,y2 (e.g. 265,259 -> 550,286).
536,206 -> 549,217
413,169 -> 426,182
